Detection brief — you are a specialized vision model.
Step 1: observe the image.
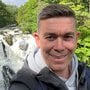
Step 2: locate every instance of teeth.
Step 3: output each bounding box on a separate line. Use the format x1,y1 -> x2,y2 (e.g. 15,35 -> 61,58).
51,54 -> 67,59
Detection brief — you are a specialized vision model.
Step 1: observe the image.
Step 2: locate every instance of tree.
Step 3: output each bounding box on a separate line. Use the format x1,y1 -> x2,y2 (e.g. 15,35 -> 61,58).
0,0 -> 9,27
16,0 -> 37,33
0,0 -> 17,27
6,5 -> 18,24
43,0 -> 60,3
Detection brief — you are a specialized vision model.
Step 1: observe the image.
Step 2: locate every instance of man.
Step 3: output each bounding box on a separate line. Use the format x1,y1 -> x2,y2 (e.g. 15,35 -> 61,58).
9,4 -> 90,90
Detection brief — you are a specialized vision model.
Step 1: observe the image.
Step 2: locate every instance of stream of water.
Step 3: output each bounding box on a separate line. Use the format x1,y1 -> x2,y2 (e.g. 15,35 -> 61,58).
0,27 -> 36,90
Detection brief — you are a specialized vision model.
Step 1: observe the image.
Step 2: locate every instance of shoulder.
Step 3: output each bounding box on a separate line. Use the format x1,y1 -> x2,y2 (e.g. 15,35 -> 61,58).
78,62 -> 90,82
78,62 -> 90,77
10,65 -> 37,90
12,60 -> 37,83
85,65 -> 90,88
85,66 -> 90,78
9,83 -> 29,90
10,64 -> 47,90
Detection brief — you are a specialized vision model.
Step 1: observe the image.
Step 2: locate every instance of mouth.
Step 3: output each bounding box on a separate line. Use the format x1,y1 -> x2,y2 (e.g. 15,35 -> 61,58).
49,53 -> 68,59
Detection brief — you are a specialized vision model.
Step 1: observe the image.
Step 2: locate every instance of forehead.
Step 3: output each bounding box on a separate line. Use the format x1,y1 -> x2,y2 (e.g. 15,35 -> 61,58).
38,17 -> 76,34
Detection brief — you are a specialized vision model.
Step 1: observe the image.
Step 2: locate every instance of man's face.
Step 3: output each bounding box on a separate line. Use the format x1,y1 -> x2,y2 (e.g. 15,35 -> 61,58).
34,17 -> 79,74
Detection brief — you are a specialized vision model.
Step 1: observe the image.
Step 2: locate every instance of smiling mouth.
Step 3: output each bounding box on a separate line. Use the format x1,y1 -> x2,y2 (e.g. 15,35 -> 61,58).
49,53 -> 67,59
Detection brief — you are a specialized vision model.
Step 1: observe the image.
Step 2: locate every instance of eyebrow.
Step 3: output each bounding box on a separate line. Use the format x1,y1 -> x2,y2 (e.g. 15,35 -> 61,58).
64,32 -> 75,36
44,32 -> 56,36
44,32 -> 75,36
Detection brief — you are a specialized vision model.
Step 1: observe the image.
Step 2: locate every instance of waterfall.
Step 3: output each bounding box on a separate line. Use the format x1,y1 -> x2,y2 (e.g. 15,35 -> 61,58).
0,29 -> 36,90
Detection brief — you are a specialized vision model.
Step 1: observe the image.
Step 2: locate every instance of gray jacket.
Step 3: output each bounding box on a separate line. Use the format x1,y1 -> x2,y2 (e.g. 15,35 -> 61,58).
9,62 -> 90,90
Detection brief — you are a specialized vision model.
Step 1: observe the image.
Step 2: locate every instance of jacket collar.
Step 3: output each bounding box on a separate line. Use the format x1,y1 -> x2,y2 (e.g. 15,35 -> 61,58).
36,62 -> 87,90
36,67 -> 68,90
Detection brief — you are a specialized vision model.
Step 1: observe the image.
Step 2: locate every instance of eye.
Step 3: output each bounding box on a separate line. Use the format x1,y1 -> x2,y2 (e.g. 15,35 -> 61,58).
45,35 -> 57,41
64,35 -> 74,41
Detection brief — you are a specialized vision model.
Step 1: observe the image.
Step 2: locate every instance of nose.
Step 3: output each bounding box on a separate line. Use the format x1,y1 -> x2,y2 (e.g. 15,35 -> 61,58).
54,38 -> 65,52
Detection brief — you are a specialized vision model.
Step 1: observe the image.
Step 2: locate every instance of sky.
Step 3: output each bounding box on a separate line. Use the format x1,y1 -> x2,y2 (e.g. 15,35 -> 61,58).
2,0 -> 28,7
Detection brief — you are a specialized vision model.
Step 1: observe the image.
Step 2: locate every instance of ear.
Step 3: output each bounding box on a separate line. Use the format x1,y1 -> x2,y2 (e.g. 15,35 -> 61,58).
76,31 -> 80,40
33,32 -> 40,48
75,31 -> 80,48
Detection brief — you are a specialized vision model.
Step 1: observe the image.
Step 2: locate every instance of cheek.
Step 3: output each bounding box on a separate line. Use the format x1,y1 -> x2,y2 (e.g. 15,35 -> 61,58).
40,41 -> 52,57
40,39 -> 53,49
65,41 -> 77,52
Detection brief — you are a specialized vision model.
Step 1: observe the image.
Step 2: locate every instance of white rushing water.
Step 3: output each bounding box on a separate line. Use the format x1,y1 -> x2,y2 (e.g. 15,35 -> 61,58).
0,33 -> 36,90
0,40 -> 7,90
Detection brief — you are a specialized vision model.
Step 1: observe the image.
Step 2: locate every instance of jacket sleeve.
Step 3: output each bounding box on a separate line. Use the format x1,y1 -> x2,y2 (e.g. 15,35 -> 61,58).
9,82 -> 30,90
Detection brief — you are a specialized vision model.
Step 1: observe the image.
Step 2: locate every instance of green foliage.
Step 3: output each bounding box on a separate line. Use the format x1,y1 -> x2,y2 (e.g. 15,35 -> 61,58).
16,0 -> 48,34
76,36 -> 90,66
0,0 -> 17,27
76,18 -> 90,65
0,0 -> 9,27
6,5 -> 17,23
44,0 -> 60,4
16,0 -> 38,34
70,3 -> 90,65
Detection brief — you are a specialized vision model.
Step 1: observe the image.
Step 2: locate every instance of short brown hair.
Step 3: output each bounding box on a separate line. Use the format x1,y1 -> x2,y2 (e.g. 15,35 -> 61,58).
38,4 -> 76,23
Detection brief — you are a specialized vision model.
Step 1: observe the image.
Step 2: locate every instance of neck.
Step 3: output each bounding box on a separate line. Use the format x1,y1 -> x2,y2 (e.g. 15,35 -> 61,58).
55,66 -> 71,79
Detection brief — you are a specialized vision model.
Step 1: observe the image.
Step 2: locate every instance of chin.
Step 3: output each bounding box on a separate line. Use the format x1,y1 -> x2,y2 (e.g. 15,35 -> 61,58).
51,64 -> 66,72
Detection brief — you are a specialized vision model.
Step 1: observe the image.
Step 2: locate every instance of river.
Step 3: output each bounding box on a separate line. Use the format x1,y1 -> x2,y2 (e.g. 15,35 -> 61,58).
0,27 -> 36,90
